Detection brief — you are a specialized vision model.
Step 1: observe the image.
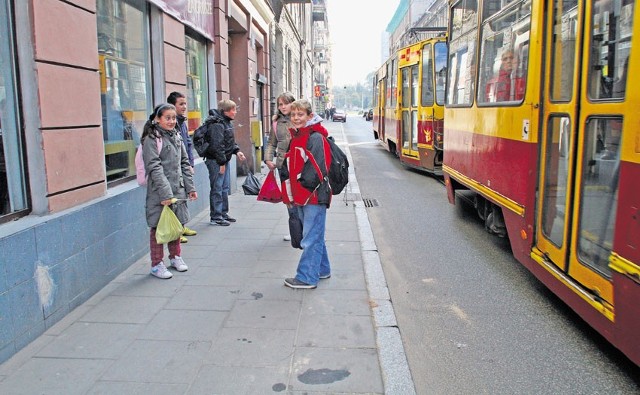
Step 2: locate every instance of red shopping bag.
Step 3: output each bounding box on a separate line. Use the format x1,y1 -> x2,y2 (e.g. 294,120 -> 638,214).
257,170 -> 282,203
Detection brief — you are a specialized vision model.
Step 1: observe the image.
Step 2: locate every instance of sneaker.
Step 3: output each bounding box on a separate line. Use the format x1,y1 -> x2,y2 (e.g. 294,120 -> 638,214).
170,256 -> 188,272
150,262 -> 173,279
210,219 -> 230,226
319,273 -> 331,279
223,215 -> 237,223
180,236 -> 188,243
283,234 -> 291,241
183,227 -> 197,236
284,277 -> 316,289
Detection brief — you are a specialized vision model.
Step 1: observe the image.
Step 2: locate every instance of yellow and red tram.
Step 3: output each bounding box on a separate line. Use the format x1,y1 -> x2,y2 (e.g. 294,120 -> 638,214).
444,0 -> 639,365
373,36 -> 448,174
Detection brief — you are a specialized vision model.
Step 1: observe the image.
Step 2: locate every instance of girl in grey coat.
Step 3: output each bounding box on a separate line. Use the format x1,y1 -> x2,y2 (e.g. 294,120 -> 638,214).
264,92 -> 296,241
142,103 -> 198,279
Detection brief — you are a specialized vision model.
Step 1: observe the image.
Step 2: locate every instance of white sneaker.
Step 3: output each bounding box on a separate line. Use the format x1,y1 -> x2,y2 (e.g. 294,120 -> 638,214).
151,262 -> 173,279
170,256 -> 188,272
283,234 -> 291,241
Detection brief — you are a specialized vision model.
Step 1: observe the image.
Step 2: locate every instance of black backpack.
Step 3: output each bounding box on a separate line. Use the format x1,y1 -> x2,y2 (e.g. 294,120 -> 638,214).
325,136 -> 349,195
192,122 -> 210,157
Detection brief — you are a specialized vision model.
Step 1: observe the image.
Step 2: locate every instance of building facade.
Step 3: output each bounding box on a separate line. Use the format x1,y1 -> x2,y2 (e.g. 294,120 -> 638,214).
387,0 -> 448,54
0,0 -> 283,364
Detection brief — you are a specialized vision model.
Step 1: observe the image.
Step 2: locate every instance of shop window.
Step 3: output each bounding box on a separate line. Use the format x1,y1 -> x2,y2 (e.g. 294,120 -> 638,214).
97,0 -> 151,184
0,0 -> 28,220
185,34 -> 209,136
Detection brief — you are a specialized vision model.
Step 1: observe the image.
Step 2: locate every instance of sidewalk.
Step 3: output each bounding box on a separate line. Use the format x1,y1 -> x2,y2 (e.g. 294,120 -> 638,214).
0,137 -> 415,394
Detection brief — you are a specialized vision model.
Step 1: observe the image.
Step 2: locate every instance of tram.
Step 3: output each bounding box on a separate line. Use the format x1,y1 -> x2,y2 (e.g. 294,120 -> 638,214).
443,0 -> 639,365
373,36 -> 448,174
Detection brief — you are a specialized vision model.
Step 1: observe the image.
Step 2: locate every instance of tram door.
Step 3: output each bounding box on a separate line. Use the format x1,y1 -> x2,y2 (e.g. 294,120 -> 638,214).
399,64 -> 419,159
537,0 -> 631,306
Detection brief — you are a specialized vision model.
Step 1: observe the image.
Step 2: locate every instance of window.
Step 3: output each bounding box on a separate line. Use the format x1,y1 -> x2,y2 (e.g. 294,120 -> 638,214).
577,117 -> 622,277
477,0 -> 531,104
97,0 -> 152,183
549,1 -> 578,102
588,0 -> 633,100
421,44 -> 435,107
446,0 -> 478,106
434,42 -> 448,105
185,34 -> 209,134
0,0 -> 28,219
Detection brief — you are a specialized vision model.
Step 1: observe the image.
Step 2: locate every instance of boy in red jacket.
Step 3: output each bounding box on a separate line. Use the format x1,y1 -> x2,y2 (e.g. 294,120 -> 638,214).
282,99 -> 332,289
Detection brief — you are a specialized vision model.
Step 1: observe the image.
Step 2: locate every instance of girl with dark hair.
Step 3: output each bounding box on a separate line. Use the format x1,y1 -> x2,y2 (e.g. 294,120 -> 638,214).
142,103 -> 198,279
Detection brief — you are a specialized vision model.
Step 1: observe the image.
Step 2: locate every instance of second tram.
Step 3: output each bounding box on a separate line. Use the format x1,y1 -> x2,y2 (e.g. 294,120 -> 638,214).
373,36 -> 448,174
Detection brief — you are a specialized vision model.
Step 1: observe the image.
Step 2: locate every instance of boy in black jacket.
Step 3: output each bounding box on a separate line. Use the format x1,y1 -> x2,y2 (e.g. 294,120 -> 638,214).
203,99 -> 246,226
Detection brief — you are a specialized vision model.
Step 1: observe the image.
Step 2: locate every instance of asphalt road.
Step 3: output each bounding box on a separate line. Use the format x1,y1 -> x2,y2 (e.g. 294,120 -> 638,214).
323,113 -> 640,394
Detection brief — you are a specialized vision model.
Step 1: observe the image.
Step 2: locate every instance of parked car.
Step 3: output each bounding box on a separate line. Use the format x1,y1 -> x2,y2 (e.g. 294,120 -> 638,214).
364,108 -> 373,121
332,110 -> 347,122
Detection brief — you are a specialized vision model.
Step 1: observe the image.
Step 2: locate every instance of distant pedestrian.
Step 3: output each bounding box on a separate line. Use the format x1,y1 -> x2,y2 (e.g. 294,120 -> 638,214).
265,92 -> 296,241
281,99 -> 332,289
202,99 -> 246,226
167,91 -> 197,243
141,103 -> 198,279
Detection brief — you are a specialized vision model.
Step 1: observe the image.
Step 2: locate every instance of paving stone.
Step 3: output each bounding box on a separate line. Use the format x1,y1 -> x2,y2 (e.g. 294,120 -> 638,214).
100,339 -> 210,383
290,347 -> 384,394
205,327 -> 296,367
36,322 -> 141,359
138,310 -> 227,342
190,365 -> 290,394
225,300 -> 301,330
0,358 -> 111,395
296,315 -> 376,349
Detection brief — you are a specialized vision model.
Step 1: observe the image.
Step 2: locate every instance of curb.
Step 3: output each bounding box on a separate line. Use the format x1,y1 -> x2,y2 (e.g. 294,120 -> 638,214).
338,126 -> 417,395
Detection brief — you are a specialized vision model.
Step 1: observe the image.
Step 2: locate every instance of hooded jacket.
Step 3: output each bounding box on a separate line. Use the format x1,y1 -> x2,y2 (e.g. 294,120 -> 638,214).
204,109 -> 240,165
142,126 -> 195,227
264,113 -> 292,169
281,114 -> 332,207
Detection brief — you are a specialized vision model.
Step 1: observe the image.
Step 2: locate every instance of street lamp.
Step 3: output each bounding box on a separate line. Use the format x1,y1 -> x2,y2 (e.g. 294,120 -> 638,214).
343,86 -> 347,109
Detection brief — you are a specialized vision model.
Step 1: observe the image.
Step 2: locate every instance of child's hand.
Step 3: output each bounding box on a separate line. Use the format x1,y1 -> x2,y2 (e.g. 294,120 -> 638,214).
189,191 -> 198,201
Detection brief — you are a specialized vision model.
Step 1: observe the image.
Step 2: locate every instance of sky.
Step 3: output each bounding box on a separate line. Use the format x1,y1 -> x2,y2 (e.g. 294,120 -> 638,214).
326,0 -> 401,88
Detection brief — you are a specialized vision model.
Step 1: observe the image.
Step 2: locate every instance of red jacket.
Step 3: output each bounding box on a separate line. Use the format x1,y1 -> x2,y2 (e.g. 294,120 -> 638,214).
281,118 -> 332,206
485,68 -> 525,102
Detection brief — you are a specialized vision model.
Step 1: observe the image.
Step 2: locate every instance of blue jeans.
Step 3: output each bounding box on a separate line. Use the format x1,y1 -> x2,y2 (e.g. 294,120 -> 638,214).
295,204 -> 330,285
205,159 -> 230,220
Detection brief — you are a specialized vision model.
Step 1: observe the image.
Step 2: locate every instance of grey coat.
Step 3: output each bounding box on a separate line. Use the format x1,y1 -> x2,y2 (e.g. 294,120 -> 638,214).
264,114 -> 292,168
142,127 -> 195,228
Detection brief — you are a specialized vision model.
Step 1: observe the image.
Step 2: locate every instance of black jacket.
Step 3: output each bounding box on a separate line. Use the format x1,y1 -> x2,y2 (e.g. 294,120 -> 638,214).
204,109 -> 240,165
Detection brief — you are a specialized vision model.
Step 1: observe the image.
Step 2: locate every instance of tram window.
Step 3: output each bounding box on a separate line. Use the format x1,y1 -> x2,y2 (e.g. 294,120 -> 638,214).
577,117 -> 622,277
588,0 -> 633,100
550,0 -> 578,102
478,1 -> 530,105
411,65 -> 419,107
401,68 -> 411,108
421,44 -> 435,107
434,42 -> 448,105
450,0 -> 478,43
